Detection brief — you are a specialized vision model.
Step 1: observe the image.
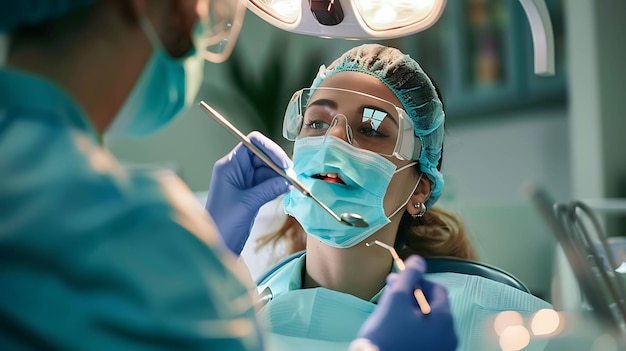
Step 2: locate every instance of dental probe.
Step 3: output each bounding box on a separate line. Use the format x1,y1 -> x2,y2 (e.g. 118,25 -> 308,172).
365,240 -> 431,315
255,286 -> 273,310
199,101 -> 369,228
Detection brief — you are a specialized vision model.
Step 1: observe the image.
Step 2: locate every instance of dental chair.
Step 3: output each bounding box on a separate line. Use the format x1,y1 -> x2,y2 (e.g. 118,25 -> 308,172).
257,251 -> 531,294
425,257 -> 531,293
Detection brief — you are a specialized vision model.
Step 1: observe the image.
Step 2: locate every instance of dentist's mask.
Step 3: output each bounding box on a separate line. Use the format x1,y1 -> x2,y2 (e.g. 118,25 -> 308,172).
106,0 -> 246,137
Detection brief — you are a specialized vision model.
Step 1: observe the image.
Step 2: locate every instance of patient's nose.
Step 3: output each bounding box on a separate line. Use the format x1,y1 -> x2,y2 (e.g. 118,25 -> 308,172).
325,114 -> 353,144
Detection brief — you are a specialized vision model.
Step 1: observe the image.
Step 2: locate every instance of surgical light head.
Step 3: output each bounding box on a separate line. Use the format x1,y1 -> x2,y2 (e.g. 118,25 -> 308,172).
246,0 -> 447,39
303,43 -> 445,207
245,0 -> 555,75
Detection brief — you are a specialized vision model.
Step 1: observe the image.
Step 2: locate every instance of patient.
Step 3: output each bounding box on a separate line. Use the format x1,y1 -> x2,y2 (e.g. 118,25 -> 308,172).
255,44 -> 551,350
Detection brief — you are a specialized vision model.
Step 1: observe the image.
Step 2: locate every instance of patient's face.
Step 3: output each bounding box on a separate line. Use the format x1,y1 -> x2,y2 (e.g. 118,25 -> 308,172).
317,72 -> 423,218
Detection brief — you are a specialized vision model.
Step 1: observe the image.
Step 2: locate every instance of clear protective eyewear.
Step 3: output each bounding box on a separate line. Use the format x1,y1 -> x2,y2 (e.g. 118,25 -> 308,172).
283,87 -> 421,160
195,0 -> 247,63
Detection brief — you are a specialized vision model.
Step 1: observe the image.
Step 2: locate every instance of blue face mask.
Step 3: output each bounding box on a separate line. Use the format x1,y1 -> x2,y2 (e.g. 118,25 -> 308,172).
105,17 -> 204,137
283,136 -> 419,248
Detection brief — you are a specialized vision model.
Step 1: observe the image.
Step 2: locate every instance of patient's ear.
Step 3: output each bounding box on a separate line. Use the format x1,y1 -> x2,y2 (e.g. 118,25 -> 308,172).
406,174 -> 431,215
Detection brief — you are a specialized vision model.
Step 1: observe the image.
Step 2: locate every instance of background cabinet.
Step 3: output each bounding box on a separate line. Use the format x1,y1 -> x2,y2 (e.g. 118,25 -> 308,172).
394,0 -> 566,120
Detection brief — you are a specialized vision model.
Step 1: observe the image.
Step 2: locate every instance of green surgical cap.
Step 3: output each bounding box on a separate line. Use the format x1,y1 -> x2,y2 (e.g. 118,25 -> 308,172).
0,0 -> 99,33
310,44 -> 445,207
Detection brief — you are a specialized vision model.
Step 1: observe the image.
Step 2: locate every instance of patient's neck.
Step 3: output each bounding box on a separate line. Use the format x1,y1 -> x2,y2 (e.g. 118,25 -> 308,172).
303,228 -> 398,301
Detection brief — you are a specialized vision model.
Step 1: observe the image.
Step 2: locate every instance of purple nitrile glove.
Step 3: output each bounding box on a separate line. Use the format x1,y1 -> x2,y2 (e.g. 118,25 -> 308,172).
205,131 -> 291,256
356,255 -> 458,351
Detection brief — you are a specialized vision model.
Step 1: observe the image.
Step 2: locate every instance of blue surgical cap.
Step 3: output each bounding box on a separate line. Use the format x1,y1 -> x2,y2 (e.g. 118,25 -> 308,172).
310,44 -> 445,208
0,0 -> 99,33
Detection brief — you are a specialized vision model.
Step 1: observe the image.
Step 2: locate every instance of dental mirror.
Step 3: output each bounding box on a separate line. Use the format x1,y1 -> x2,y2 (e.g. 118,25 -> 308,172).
199,101 -> 369,228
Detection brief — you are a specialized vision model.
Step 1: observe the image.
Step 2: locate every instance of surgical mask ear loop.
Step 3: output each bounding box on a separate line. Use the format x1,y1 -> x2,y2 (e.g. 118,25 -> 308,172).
387,168 -> 422,219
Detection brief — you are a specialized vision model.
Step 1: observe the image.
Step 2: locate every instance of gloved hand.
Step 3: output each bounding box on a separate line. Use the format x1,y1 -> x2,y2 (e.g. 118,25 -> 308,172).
205,131 -> 291,256
355,255 -> 458,351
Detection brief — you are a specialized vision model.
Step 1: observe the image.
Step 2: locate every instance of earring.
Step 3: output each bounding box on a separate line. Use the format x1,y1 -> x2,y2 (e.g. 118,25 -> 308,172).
411,202 -> 426,219
417,203 -> 427,217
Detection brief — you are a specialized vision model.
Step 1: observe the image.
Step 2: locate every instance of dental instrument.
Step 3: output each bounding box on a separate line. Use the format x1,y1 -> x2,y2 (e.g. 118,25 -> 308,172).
255,286 -> 274,310
366,240 -> 431,315
199,100 -> 369,228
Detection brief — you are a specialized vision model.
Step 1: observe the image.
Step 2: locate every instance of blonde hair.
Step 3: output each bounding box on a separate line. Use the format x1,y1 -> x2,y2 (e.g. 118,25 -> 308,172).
397,207 -> 478,260
255,215 -> 306,264
256,205 -> 478,262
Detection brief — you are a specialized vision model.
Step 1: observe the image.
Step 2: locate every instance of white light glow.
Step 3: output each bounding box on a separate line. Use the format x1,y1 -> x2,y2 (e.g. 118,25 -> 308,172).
499,325 -> 531,351
355,0 -> 437,31
530,309 -> 562,336
371,5 -> 397,26
494,311 -> 524,336
254,0 -> 300,23
410,0 -> 437,12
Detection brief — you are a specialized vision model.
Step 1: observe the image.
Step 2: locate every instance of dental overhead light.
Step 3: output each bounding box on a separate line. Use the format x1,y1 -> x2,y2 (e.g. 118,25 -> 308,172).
246,0 -> 555,76
246,0 -> 446,40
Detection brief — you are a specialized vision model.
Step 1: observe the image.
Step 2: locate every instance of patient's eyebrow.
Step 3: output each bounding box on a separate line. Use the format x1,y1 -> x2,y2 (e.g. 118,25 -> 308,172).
308,98 -> 337,110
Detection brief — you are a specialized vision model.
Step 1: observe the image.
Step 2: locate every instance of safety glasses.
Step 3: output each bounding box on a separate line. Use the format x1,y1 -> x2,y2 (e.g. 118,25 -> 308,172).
283,87 -> 421,160
195,0 -> 247,63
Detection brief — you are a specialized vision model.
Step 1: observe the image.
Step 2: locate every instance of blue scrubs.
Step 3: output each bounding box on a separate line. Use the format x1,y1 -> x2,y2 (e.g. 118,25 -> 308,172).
257,252 -> 552,351
0,68 -> 262,350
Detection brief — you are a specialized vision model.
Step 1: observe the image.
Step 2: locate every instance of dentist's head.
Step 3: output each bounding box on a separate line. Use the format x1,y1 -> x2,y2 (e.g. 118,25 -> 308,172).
1,0 -> 245,136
